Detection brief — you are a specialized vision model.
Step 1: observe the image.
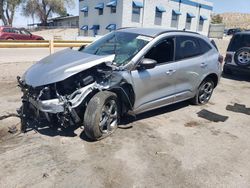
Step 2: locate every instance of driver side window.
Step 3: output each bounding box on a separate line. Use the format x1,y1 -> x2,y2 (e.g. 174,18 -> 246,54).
144,38 -> 174,64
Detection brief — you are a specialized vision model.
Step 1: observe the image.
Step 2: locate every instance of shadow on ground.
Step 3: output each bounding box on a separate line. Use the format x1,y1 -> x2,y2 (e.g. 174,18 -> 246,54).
24,101 -> 191,142
222,72 -> 250,82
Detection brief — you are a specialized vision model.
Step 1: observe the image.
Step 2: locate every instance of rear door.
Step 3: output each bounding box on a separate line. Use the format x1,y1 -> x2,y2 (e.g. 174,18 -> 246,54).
174,35 -> 206,101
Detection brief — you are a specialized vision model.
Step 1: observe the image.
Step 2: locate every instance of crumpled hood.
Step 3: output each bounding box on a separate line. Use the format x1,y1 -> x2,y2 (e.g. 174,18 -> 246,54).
23,48 -> 115,87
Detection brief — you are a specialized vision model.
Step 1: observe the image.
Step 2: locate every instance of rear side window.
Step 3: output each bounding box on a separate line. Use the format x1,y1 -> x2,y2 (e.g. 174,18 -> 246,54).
3,28 -> 10,33
176,36 -> 201,60
228,34 -> 250,52
198,38 -> 212,54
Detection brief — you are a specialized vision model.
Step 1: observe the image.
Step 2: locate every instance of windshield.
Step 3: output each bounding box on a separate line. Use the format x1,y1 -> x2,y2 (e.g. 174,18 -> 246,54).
81,31 -> 152,66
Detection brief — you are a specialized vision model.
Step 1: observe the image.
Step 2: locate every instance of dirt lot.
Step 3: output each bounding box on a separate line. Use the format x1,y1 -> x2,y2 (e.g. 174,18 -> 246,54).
0,40 -> 250,188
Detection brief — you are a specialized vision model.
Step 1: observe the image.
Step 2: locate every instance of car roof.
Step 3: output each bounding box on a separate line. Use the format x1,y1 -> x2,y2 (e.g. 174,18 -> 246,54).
234,31 -> 250,35
117,27 -> 199,38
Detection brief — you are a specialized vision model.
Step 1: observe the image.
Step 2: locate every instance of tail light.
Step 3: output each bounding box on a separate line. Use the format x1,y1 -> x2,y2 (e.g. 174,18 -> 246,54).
225,53 -> 232,63
218,55 -> 224,64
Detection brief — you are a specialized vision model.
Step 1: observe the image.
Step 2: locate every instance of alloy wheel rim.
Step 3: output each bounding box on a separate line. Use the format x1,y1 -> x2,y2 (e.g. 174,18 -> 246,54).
238,51 -> 250,65
99,99 -> 118,134
198,82 -> 213,104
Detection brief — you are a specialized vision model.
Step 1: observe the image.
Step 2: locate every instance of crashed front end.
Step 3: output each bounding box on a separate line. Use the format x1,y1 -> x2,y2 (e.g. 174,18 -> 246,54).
18,78 -> 97,131
17,51 -> 121,132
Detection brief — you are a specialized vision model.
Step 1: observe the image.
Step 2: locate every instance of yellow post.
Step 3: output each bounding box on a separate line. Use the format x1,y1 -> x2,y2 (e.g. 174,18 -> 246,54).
49,39 -> 54,54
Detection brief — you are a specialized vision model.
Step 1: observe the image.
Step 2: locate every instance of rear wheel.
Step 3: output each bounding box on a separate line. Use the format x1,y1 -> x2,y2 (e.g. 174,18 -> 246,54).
191,79 -> 215,105
234,47 -> 250,67
84,91 -> 119,140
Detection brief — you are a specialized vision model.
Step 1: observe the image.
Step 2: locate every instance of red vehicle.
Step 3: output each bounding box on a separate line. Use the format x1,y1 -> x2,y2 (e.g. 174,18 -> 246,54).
0,26 -> 44,40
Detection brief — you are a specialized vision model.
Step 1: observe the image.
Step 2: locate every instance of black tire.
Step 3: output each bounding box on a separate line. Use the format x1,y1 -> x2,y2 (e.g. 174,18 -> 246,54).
191,79 -> 215,105
84,91 -> 119,141
234,47 -> 250,67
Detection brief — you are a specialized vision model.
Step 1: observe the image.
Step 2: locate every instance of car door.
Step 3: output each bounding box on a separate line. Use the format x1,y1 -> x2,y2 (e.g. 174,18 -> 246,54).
131,37 -> 177,114
174,35 -> 206,102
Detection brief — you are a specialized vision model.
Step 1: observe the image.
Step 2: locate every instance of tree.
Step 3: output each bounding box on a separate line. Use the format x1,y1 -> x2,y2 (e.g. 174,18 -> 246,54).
211,14 -> 223,24
0,0 -> 23,26
22,0 -> 74,26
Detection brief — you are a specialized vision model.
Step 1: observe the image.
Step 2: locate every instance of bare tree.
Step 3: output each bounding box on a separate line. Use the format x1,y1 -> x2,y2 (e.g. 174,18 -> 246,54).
22,0 -> 74,26
0,0 -> 23,26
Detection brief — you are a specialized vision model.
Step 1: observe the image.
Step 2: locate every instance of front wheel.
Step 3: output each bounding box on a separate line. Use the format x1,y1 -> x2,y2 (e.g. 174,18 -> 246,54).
84,91 -> 119,141
191,79 -> 215,105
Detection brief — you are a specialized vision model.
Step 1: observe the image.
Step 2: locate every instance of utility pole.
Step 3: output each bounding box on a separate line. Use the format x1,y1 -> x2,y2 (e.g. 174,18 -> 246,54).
196,4 -> 201,32
141,0 -> 146,27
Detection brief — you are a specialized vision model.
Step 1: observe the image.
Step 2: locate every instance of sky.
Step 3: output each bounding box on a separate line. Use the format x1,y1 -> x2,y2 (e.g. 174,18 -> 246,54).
9,0 -> 250,27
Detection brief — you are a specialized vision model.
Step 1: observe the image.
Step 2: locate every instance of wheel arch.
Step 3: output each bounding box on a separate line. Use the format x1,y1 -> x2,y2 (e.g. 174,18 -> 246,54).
202,73 -> 219,88
108,83 -> 135,115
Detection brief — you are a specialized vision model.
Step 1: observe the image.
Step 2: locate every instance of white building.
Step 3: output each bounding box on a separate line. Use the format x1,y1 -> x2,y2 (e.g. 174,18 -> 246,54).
79,0 -> 213,37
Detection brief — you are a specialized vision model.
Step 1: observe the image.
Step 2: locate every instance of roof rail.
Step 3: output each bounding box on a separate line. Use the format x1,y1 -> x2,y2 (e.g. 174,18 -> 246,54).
155,30 -> 200,37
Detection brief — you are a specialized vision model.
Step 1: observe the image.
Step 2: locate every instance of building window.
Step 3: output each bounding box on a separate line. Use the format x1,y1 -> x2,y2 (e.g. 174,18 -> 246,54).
132,6 -> 140,14
185,13 -> 195,30
95,3 -> 104,16
84,12 -> 88,17
107,0 -> 117,13
99,9 -> 103,15
111,6 -> 116,13
155,11 -> 162,18
132,1 -> 143,15
199,16 -> 207,31
171,10 -> 181,28
155,6 -> 166,19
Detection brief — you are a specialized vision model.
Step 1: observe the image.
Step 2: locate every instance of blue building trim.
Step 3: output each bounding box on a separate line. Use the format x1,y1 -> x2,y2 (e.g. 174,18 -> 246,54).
171,0 -> 213,11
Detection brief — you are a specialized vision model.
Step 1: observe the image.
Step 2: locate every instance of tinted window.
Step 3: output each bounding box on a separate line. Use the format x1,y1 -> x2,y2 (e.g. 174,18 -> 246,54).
228,34 -> 250,52
145,38 -> 174,64
3,28 -> 10,33
198,39 -> 212,54
176,36 -> 201,60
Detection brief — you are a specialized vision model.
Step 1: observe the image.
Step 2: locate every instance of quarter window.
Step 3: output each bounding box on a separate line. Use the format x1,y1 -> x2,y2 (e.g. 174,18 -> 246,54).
145,38 -> 174,64
176,36 -> 201,60
198,39 -> 212,54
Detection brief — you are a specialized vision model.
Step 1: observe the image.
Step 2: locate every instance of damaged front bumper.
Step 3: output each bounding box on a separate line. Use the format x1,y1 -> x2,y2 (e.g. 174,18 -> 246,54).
17,76 -> 98,129
28,83 -> 96,114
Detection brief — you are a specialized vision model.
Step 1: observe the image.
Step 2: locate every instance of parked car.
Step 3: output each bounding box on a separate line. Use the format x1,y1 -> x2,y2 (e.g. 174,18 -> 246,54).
224,31 -> 250,75
18,28 -> 223,140
227,28 -> 241,36
0,26 -> 44,40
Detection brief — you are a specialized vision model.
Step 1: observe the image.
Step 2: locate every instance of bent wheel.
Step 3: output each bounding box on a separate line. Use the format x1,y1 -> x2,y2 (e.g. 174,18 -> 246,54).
84,91 -> 119,140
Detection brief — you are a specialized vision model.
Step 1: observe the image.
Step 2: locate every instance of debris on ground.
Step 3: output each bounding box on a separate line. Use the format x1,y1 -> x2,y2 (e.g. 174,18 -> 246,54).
42,173 -> 49,178
184,121 -> 200,127
8,125 -> 18,134
0,113 -> 19,121
226,103 -> 250,115
197,109 -> 229,122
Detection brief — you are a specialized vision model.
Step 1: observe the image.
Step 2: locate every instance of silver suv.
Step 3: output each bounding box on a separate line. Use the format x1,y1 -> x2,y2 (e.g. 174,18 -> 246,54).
18,28 -> 222,140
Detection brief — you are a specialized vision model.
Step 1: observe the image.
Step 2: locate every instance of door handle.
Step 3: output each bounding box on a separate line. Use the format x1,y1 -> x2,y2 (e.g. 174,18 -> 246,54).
165,70 -> 176,75
201,62 -> 208,68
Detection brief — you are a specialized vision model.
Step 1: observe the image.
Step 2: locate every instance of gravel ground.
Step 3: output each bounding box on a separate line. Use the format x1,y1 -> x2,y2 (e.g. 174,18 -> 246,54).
0,39 -> 250,188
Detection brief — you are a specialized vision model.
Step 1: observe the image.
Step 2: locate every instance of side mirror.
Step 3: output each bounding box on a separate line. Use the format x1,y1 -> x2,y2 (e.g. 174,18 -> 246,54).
79,45 -> 86,51
138,58 -> 157,70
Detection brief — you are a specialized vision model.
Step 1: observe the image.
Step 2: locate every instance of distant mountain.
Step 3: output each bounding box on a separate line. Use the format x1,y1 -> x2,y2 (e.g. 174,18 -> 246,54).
220,13 -> 250,29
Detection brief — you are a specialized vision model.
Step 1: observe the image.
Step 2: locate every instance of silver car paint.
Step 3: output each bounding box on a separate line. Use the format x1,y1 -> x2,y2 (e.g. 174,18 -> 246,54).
22,29 -> 221,116
23,48 -> 115,87
126,32 -> 221,114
